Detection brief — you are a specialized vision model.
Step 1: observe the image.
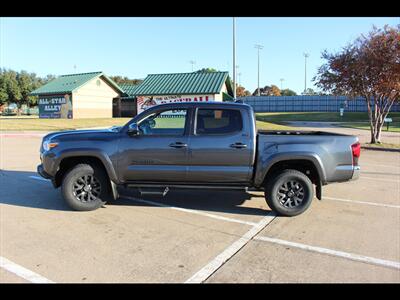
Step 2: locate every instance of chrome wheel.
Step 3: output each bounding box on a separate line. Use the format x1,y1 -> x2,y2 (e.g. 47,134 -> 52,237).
72,175 -> 101,203
277,180 -> 305,208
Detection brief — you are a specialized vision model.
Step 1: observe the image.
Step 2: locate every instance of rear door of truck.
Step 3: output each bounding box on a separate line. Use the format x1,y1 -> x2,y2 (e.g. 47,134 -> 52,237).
185,106 -> 254,183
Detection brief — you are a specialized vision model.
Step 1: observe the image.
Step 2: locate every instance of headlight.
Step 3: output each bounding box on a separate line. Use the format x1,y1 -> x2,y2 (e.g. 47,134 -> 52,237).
43,140 -> 59,151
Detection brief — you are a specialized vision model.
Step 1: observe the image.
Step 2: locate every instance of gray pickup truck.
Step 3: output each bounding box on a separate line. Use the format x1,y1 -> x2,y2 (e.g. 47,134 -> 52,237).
38,102 -> 360,216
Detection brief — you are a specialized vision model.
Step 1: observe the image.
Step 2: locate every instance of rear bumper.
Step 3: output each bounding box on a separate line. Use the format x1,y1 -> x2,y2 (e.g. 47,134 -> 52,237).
351,165 -> 360,181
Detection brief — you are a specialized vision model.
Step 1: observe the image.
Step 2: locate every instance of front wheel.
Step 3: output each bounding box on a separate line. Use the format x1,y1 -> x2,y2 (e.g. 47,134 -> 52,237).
61,164 -> 111,211
265,169 -> 314,217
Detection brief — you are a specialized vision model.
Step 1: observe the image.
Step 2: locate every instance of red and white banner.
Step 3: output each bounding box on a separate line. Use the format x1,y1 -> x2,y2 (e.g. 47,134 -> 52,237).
137,95 -> 215,114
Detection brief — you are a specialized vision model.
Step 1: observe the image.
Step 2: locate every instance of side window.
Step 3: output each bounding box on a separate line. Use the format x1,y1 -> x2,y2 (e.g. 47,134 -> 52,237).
138,109 -> 187,136
196,109 -> 243,135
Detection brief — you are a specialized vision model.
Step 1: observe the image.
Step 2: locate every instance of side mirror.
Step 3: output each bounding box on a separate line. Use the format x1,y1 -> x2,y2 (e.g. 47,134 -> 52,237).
128,123 -> 140,136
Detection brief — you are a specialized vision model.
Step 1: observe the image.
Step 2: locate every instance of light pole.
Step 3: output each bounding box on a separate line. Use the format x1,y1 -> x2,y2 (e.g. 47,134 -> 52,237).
280,78 -> 284,90
189,60 -> 196,72
73,65 -> 77,73
233,17 -> 236,99
254,44 -> 264,96
303,53 -> 309,94
238,72 -> 242,86
235,65 -> 239,88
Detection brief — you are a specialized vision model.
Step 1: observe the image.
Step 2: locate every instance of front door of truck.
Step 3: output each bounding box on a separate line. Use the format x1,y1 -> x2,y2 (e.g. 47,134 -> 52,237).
186,107 -> 254,183
117,108 -> 190,183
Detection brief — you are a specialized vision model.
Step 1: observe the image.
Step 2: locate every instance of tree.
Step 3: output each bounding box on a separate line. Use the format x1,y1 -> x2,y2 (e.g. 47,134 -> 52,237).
195,68 -> 218,73
302,88 -> 318,95
280,88 -> 297,96
0,69 -> 56,109
314,25 -> 400,144
252,85 -> 281,96
17,71 -> 36,108
236,85 -> 251,97
3,70 -> 21,104
0,69 -> 9,106
110,76 -> 143,85
270,85 -> 281,96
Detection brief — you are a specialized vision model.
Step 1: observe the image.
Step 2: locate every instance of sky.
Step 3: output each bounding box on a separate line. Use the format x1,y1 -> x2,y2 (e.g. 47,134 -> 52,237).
1,17 -> 399,95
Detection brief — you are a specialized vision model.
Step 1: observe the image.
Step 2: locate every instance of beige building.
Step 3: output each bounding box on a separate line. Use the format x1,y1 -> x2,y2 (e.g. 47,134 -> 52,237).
31,71 -> 124,119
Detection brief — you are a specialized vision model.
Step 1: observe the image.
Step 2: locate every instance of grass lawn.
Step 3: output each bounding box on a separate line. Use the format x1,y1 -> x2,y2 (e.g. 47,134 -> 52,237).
256,120 -> 294,131
2,112 -> 398,133
0,115 -> 295,132
0,117 -> 132,131
255,112 -> 400,123
362,142 -> 400,150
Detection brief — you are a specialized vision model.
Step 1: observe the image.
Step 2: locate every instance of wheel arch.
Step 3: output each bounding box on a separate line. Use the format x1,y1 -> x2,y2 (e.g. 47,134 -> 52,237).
53,151 -> 118,188
260,155 -> 325,192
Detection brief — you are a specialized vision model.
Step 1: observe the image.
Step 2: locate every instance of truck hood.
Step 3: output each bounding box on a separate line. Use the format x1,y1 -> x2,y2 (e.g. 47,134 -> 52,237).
43,127 -> 121,141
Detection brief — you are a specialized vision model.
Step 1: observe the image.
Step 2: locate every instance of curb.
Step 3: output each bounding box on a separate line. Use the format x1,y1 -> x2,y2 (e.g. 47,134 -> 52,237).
361,146 -> 400,153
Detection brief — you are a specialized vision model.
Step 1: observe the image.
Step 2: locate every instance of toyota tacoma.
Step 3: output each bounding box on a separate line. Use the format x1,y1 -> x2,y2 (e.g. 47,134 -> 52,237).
37,102 -> 360,216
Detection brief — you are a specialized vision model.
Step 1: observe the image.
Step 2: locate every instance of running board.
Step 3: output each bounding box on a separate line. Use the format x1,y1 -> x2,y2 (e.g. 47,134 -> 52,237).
138,187 -> 170,196
127,183 -> 248,192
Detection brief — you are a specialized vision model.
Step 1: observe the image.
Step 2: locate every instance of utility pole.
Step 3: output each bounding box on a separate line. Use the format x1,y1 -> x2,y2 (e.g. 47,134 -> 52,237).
280,78 -> 284,90
73,65 -> 77,73
254,44 -> 264,96
189,60 -> 196,72
238,72 -> 242,86
303,53 -> 309,94
233,17 -> 236,99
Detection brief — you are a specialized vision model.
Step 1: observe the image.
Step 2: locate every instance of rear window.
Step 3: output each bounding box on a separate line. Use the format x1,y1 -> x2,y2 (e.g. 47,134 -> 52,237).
196,109 -> 243,135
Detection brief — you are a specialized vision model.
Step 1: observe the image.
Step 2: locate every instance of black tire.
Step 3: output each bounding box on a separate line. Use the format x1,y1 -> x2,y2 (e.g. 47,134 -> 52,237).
61,163 -> 111,211
265,169 -> 313,217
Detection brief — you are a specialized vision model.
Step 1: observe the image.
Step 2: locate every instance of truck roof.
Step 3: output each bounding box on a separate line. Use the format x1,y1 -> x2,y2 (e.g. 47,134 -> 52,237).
144,101 -> 251,110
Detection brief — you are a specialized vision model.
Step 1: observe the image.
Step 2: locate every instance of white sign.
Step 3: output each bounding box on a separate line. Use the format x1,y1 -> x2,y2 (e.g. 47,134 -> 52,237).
136,94 -> 215,115
384,118 -> 392,123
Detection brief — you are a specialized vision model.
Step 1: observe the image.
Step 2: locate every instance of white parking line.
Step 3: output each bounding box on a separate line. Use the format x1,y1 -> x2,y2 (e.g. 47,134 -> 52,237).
28,175 -> 400,209
361,163 -> 400,169
324,196 -> 400,209
185,213 -> 277,283
360,176 -> 400,182
254,236 -> 400,270
121,195 -> 258,227
29,175 -> 50,182
0,256 -> 54,283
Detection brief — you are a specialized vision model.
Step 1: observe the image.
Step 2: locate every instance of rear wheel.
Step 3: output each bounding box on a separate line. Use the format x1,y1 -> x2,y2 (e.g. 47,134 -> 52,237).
61,164 -> 110,211
265,169 -> 313,216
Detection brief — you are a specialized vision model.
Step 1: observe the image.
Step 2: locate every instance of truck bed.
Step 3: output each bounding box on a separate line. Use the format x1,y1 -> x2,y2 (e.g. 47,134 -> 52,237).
253,130 -> 359,186
258,129 -> 351,136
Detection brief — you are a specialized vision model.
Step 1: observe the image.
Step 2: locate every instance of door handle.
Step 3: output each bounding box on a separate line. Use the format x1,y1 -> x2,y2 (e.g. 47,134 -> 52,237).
169,142 -> 188,148
230,143 -> 247,149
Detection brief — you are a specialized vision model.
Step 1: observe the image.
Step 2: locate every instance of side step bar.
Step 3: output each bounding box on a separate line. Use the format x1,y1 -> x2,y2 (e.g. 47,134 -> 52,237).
127,184 -> 252,197
138,187 -> 169,196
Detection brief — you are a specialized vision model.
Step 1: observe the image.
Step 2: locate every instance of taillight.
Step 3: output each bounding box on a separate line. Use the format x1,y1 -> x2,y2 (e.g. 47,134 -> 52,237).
351,142 -> 361,165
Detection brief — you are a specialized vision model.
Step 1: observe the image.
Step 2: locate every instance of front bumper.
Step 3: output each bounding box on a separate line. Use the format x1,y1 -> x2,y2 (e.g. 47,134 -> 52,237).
37,164 -> 52,179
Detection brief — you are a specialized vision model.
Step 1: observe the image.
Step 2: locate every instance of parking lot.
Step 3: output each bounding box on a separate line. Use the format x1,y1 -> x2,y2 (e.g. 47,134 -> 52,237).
0,133 -> 399,283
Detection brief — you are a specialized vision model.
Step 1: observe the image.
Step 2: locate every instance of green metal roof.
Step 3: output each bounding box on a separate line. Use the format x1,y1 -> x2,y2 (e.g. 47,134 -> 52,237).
222,92 -> 234,101
119,83 -> 142,97
30,71 -> 124,95
127,72 -> 233,96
